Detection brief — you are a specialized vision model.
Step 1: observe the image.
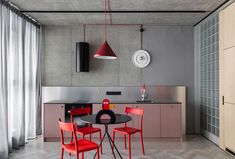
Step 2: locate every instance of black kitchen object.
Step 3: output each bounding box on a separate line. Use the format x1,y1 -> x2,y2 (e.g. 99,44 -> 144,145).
96,110 -> 116,124
106,91 -> 121,95
76,42 -> 89,72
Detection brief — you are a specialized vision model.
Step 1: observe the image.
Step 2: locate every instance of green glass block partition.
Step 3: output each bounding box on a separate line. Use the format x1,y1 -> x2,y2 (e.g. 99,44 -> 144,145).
199,14 -> 219,137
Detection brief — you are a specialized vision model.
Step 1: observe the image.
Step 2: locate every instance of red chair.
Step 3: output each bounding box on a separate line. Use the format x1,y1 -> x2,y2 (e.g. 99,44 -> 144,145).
58,120 -> 100,159
112,107 -> 145,159
69,107 -> 103,153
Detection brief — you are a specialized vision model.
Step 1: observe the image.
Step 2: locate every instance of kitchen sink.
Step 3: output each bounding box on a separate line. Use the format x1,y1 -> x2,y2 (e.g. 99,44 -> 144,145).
136,100 -> 155,103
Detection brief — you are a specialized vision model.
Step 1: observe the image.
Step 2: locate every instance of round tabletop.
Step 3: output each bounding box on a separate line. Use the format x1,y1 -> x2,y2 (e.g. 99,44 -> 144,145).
80,114 -> 132,125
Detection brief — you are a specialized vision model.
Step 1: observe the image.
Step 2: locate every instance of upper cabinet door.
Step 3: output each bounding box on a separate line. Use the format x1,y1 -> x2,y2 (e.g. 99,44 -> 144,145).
224,48 -> 235,104
223,3 -> 235,49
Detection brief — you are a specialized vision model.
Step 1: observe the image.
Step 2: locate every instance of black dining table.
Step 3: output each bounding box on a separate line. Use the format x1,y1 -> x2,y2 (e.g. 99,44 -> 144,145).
80,114 -> 132,159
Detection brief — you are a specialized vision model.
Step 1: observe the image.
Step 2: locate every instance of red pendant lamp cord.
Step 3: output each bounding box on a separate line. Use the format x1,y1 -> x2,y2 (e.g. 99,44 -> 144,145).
104,0 -> 107,41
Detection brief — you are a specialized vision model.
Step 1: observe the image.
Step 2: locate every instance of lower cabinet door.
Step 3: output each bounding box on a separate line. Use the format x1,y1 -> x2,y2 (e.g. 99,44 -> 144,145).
44,104 -> 65,140
161,104 -> 181,138
135,104 -> 161,138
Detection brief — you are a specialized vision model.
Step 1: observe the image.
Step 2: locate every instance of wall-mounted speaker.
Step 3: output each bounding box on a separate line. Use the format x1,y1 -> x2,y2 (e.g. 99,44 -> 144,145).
76,42 -> 89,72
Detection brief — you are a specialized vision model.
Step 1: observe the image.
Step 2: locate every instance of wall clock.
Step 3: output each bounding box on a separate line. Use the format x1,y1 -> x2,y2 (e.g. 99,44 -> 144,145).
132,50 -> 151,68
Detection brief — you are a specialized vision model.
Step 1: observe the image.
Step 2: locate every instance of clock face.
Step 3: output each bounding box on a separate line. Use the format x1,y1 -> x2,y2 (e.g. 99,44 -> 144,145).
132,50 -> 151,68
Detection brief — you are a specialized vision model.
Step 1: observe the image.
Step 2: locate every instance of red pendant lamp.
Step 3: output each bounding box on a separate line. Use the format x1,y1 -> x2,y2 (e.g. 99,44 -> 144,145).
94,0 -> 117,59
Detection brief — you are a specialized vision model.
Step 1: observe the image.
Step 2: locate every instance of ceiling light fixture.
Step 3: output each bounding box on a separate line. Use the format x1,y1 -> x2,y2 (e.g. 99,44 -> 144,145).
94,0 -> 117,59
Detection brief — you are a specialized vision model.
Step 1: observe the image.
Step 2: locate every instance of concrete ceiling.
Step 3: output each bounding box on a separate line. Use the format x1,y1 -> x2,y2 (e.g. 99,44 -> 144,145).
9,0 -> 227,25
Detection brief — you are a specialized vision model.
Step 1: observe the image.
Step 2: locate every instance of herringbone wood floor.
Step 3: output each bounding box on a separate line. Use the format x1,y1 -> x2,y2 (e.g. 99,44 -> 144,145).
9,135 -> 235,159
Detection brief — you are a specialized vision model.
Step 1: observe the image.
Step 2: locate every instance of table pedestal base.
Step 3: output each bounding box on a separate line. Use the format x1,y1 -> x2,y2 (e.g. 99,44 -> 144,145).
94,124 -> 123,159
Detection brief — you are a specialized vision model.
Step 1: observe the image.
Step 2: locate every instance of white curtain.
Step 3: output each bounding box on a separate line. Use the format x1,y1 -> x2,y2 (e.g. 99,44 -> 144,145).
0,4 -> 10,158
0,3 -> 41,158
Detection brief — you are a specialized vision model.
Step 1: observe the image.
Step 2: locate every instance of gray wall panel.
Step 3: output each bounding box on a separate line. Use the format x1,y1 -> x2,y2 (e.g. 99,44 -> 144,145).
142,26 -> 195,133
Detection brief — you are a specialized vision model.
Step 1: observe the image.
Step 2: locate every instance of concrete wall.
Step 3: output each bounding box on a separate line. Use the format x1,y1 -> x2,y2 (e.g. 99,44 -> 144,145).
42,25 -> 195,133
43,25 -> 141,86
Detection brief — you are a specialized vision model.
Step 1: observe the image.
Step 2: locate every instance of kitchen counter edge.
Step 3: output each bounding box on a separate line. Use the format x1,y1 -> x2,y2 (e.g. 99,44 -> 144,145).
44,100 -> 181,105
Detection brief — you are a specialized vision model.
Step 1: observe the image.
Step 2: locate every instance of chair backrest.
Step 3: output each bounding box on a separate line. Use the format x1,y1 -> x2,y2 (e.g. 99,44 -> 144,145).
125,107 -> 144,130
125,107 -> 144,116
69,107 -> 91,122
58,120 -> 78,148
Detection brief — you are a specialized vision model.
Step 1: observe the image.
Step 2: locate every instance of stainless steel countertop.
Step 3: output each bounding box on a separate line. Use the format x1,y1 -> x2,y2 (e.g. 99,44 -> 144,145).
44,100 -> 181,104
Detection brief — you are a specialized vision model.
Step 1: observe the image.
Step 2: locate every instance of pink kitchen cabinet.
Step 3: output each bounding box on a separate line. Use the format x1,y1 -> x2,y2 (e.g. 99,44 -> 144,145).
160,104 -> 181,138
43,103 -> 182,141
44,104 -> 65,141
134,104 -> 161,138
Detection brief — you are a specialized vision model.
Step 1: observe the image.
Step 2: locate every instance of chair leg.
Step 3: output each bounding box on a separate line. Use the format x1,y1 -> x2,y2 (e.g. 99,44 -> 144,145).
128,135 -> 132,159
99,131 -> 103,154
76,152 -> 79,159
140,132 -> 145,155
124,134 -> 127,149
60,148 -> 64,159
97,148 -> 100,159
81,134 -> 85,159
112,131 -> 116,151
70,132 -> 73,143
90,134 -> 92,141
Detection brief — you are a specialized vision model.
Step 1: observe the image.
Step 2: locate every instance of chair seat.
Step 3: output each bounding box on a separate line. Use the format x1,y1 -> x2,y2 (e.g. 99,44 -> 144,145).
113,127 -> 141,135
62,139 -> 98,153
76,126 -> 101,135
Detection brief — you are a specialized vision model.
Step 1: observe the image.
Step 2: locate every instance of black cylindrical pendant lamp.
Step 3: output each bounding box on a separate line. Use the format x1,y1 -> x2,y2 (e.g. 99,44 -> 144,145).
76,42 -> 89,72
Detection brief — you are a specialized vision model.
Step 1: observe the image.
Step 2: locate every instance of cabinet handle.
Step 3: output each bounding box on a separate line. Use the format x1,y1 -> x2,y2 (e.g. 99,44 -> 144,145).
136,105 -> 139,108
61,106 -> 64,108
222,96 -> 224,105
171,105 -> 174,108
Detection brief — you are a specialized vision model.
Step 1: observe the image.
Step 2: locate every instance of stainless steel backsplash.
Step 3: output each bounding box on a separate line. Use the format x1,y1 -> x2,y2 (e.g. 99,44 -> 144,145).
42,86 -> 186,103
